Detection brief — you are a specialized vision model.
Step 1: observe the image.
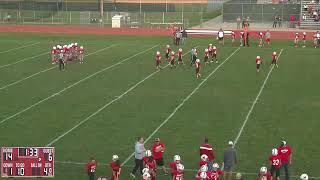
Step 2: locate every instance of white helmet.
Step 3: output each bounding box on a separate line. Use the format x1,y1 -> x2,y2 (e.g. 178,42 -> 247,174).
75,43 -> 78,46
143,172 -> 151,179
142,168 -> 149,174
71,43 -> 74,46
272,148 -> 278,156
212,163 -> 219,169
201,154 -> 208,161
296,32 -> 299,35
177,163 -> 184,171
179,48 -> 182,52
209,43 -> 212,46
53,46 -> 56,50
259,32 -> 263,35
205,48 -> 208,52
166,45 -> 170,48
257,56 -> 261,59
273,51 -> 277,55
200,172 -> 207,178
57,45 -> 62,49
171,51 -> 175,54
63,45 -> 67,48
232,31 -> 235,34
260,166 -> 267,174
80,46 -> 83,49
145,150 -> 152,157
300,173 -> 308,180
112,155 -> 119,161
156,51 -> 160,55
303,32 -> 306,35
213,46 -> 216,49
196,59 -> 200,63
200,165 -> 208,172
174,155 -> 181,161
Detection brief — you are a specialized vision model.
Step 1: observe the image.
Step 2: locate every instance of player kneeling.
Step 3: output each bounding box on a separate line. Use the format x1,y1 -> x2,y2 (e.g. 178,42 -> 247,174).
294,33 -> 299,48
79,46 -> 84,64
110,155 -> 121,180
258,166 -> 271,180
209,163 -> 223,180
155,51 -> 162,70
271,51 -> 278,68
195,59 -> 201,78
178,48 -> 183,65
256,56 -> 262,72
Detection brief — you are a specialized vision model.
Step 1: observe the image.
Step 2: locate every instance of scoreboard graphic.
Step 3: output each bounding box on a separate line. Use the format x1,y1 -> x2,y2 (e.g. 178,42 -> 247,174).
1,147 -> 54,177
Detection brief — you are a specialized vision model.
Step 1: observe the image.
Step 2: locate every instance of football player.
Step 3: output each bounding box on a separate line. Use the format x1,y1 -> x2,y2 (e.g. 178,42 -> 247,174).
169,155 -> 181,177
79,46 -> 84,64
196,165 -> 209,180
209,163 -> 223,180
199,154 -> 208,168
256,56 -> 262,72
155,51 -> 162,70
178,48 -> 183,65
173,163 -> 184,180
271,51 -> 278,68
212,46 -> 218,63
110,155 -> 121,180
204,48 -> 209,65
302,32 -> 307,48
195,59 -> 201,78
269,148 -> 281,180
265,30 -> 271,46
170,51 -> 176,68
294,33 -> 299,48
258,166 -> 271,180
51,46 -> 57,64
259,32 -> 264,47
165,45 -> 172,62
231,32 -> 236,47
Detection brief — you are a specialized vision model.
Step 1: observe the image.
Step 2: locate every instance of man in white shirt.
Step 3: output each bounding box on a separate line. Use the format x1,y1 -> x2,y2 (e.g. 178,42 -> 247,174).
218,28 -> 224,46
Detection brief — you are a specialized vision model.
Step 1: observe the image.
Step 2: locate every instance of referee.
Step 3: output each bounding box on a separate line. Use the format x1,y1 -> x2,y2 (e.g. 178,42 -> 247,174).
58,49 -> 65,70
130,137 -> 145,178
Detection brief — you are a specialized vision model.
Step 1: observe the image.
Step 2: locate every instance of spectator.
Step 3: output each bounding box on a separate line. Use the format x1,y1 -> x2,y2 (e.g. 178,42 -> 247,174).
278,17 -> 282,27
304,4 -> 308,11
200,137 -> 215,169
236,16 -> 241,29
303,13 -> 307,21
181,29 -> 187,45
273,16 -> 278,28
152,138 -> 168,175
130,137 -> 146,178
175,30 -> 181,46
86,158 -> 97,180
290,15 -> 296,28
223,141 -> 237,180
278,141 -> 292,180
190,47 -> 195,65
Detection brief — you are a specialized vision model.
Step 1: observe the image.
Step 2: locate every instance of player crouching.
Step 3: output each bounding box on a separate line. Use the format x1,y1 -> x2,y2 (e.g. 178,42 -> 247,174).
144,150 -> 156,180
294,33 -> 299,48
256,56 -> 262,72
79,46 -> 85,64
178,48 -> 183,65
51,46 -> 58,64
110,155 -> 121,180
155,51 -> 162,70
271,51 -> 278,68
195,59 -> 201,78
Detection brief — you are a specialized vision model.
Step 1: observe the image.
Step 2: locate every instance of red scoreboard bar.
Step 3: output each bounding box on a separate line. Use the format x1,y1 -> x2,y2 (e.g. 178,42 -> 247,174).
1,147 -> 54,177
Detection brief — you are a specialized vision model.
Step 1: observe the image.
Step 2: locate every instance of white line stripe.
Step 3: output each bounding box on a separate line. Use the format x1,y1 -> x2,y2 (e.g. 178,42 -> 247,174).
233,49 -> 284,147
0,42 -> 40,54
0,45 -> 157,125
0,51 -> 49,69
45,48 -> 190,147
121,47 -> 240,166
54,160 -> 320,179
0,44 -> 116,91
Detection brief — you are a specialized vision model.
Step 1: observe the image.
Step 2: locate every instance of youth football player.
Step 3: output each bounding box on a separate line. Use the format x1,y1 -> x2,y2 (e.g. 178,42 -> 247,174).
258,166 -> 271,180
165,45 -> 172,62
169,155 -> 181,177
302,32 -> 307,48
212,46 -> 218,63
173,163 -> 184,180
178,48 -> 183,65
204,48 -> 209,65
195,59 -> 201,78
155,51 -> 162,70
86,158 -> 97,180
256,56 -> 262,72
271,51 -> 278,68
294,33 -> 299,48
209,163 -> 223,180
110,155 -> 121,180
51,46 -> 57,64
170,51 -> 176,68
259,32 -> 264,47
79,46 -> 84,64
265,30 -> 271,46
269,148 -> 282,180
231,31 -> 236,47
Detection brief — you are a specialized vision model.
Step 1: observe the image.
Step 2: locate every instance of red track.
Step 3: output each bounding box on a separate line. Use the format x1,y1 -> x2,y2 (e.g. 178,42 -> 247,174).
0,25 -> 316,40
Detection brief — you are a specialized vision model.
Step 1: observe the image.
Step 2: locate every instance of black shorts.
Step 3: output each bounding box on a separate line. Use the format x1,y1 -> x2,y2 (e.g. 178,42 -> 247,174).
218,37 -> 224,41
155,157 -> 164,166
270,166 -> 280,177
165,53 -> 169,59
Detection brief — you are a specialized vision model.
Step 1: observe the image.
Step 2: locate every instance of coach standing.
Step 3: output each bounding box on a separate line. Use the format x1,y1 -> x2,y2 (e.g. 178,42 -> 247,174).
278,141 -> 292,180
223,141 -> 237,180
130,137 -> 145,178
86,157 -> 97,180
58,49 -> 65,70
152,138 -> 168,175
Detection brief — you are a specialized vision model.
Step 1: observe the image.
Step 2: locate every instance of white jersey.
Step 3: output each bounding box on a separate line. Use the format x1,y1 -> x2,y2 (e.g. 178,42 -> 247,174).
317,32 -> 320,39
218,31 -> 224,38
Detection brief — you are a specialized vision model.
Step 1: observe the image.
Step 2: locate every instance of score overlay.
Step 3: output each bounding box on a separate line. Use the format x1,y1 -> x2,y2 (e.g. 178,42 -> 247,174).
1,147 -> 54,177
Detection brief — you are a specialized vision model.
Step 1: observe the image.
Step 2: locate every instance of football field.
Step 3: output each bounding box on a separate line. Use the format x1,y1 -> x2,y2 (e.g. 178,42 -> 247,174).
0,32 -> 319,180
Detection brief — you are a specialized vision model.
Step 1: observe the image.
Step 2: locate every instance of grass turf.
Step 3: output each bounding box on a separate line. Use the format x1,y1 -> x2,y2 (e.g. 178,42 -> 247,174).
0,32 -> 319,180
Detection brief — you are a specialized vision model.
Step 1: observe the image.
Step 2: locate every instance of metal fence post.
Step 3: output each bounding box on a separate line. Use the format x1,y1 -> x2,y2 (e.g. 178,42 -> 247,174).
262,4 -> 264,23
241,4 -> 243,19
70,11 -> 71,23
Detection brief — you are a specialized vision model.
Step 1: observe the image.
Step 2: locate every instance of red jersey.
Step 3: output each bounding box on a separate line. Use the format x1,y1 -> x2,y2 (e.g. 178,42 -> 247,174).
209,170 -> 223,180
171,53 -> 175,61
277,145 -> 292,164
152,143 -> 165,160
204,51 -> 209,58
155,54 -> 161,62
79,48 -> 84,54
199,160 -> 207,168
212,48 -> 217,54
195,61 -> 201,68
173,171 -> 184,180
232,33 -> 236,39
208,45 -> 213,52
166,48 -> 172,54
258,172 -> 272,180
169,162 -> 177,174
143,156 -> 149,165
295,34 -> 299,39
256,57 -> 262,64
303,34 -> 306,40
272,54 -> 277,61
259,32 -> 263,39
269,155 -> 282,169
110,161 -> 120,180
145,159 -> 157,172
86,161 -> 97,173
178,51 -> 183,58
51,49 -> 57,54
199,144 -> 214,161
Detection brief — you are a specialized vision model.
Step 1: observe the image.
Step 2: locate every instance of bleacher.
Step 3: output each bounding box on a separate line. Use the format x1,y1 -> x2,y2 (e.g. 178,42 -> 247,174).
300,0 -> 320,29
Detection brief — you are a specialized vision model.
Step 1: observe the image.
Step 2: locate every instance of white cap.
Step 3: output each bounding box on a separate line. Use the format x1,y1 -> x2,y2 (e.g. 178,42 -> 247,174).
228,141 -> 234,145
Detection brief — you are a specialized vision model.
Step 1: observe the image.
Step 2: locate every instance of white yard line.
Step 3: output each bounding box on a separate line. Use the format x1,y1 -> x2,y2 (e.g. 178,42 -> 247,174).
45,49 -> 191,147
0,42 -> 40,54
0,44 -> 117,91
54,160 -> 320,179
0,45 -> 157,125
0,51 -> 49,69
121,47 -> 240,166
233,49 -> 284,147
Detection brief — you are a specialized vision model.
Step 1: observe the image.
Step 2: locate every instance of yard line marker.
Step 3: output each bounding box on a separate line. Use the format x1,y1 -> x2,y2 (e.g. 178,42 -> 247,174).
233,49 -> 284,147
54,160 -> 320,179
0,44 -> 116,91
121,47 -> 240,166
0,51 -> 49,69
45,48 -> 191,147
0,45 -> 157,125
0,42 -> 40,54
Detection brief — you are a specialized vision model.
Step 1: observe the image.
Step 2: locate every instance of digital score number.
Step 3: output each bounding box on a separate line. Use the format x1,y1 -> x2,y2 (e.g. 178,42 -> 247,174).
1,147 -> 54,177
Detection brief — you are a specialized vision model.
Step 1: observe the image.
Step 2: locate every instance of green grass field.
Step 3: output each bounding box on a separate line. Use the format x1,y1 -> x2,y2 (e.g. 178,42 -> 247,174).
0,32 -> 319,180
